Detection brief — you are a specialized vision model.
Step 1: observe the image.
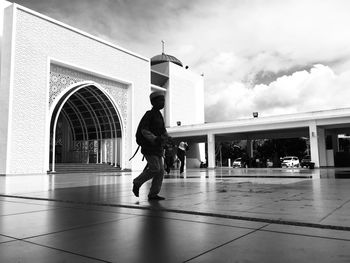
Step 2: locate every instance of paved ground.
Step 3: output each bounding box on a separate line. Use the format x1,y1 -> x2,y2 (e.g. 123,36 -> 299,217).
0,167 -> 350,262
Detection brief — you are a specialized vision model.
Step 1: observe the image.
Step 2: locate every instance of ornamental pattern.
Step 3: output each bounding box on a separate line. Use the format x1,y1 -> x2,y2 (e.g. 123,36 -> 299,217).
49,64 -> 128,131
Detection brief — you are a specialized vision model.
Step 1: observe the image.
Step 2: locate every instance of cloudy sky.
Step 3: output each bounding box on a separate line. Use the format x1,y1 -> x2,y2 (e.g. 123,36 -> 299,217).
8,0 -> 350,122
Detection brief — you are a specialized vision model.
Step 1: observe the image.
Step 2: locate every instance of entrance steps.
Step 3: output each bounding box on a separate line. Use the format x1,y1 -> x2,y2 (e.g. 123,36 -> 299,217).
49,163 -> 121,174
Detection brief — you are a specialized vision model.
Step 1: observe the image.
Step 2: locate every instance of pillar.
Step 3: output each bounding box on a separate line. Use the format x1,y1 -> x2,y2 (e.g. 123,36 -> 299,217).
114,138 -> 118,167
103,140 -> 107,163
309,122 -> 327,167
99,140 -> 103,164
207,133 -> 215,168
95,140 -> 99,164
317,127 -> 327,167
247,139 -> 254,158
309,122 -> 319,167
331,133 -> 338,152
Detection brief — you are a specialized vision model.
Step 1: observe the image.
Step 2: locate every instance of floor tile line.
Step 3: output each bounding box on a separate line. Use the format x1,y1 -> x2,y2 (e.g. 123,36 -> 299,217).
0,199 -> 143,217
318,198 -> 350,222
1,194 -> 350,232
1,195 -> 156,218
0,199 -> 53,206
0,197 -> 143,216
183,224 -> 269,262
139,212 -> 271,231
0,207 -> 62,217
18,214 -> 138,240
260,228 -> 350,242
0,234 -> 18,245
0,239 -> 17,245
20,239 -> 112,263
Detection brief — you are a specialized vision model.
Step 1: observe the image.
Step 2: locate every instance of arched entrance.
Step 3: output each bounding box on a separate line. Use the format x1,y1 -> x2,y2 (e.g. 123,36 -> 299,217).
49,83 -> 123,173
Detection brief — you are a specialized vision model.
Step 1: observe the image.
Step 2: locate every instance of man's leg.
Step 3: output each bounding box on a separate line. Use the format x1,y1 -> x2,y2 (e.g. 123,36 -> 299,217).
178,150 -> 185,173
165,157 -> 171,174
147,155 -> 165,198
132,157 -> 154,197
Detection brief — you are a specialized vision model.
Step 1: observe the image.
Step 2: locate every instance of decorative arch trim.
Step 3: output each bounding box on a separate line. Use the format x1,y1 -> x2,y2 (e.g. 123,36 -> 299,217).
49,63 -> 129,129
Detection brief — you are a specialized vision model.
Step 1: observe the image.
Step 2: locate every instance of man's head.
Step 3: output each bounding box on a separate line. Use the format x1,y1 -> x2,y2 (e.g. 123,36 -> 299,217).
150,91 -> 165,110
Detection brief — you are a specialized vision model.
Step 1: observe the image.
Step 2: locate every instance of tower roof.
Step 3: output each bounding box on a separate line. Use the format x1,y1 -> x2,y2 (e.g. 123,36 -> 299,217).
151,53 -> 183,67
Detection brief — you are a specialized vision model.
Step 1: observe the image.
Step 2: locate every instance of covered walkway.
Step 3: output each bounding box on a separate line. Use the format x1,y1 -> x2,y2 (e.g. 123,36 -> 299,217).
168,107 -> 350,168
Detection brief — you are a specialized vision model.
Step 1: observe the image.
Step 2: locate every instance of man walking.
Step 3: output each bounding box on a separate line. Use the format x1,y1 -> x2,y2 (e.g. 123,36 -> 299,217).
132,91 -> 169,200
177,141 -> 188,174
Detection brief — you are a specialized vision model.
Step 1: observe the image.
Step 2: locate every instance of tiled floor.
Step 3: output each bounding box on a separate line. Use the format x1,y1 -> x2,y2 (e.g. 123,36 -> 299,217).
0,167 -> 350,262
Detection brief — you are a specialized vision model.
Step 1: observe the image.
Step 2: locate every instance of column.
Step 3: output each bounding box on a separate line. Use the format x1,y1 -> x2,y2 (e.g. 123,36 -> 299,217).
102,139 -> 107,163
99,140 -> 102,164
119,137 -> 124,169
207,133 -> 215,168
331,133 -> 338,152
95,140 -> 99,164
309,122 -> 319,167
309,122 -> 327,167
246,139 -> 254,158
110,139 -> 113,164
317,127 -> 327,167
114,138 -> 118,167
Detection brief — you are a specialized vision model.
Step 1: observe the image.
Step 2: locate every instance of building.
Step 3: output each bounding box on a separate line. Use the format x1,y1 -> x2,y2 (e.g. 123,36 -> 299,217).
150,52 -> 205,168
168,108 -> 350,168
0,2 -> 204,175
150,52 -> 204,127
2,2 -> 350,176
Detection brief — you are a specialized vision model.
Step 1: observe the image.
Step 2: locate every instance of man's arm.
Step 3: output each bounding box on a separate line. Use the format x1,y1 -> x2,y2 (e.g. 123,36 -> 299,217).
139,111 -> 170,145
141,129 -> 157,144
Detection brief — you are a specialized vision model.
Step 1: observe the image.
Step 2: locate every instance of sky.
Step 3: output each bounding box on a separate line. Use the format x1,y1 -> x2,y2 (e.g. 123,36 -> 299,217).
8,0 -> 350,122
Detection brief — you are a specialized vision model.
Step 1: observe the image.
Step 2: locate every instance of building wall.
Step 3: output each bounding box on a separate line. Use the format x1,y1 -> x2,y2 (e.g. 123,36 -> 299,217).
168,63 -> 204,127
0,3 -> 15,174
0,1 -> 12,68
0,4 -> 150,174
166,63 -> 205,168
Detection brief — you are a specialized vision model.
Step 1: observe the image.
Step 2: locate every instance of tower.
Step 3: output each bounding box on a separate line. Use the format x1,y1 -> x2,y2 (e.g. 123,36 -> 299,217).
150,43 -> 204,127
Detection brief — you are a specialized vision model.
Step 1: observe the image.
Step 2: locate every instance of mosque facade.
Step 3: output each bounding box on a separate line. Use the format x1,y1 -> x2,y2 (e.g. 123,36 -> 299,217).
0,2 -> 204,175
3,2 -> 350,175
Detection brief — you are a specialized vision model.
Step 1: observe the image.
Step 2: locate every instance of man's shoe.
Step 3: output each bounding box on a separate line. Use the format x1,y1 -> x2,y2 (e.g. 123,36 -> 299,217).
132,183 -> 140,197
148,195 -> 165,201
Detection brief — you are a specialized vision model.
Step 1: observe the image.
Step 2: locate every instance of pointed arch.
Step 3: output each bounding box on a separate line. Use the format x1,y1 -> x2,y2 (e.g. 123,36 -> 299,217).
49,81 -> 125,172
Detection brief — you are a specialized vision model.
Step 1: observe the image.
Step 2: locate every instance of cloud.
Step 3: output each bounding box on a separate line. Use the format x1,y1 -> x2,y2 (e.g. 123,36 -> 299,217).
11,0 -> 209,55
9,0 -> 350,123
205,64 -> 350,121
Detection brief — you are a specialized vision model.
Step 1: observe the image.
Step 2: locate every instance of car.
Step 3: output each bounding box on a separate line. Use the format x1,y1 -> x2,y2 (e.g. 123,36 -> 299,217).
281,156 -> 300,168
232,158 -> 242,168
300,156 -> 315,169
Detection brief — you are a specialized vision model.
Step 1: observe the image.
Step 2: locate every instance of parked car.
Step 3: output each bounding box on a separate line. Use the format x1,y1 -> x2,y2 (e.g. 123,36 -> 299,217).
232,158 -> 242,168
300,156 -> 315,169
281,156 -> 300,168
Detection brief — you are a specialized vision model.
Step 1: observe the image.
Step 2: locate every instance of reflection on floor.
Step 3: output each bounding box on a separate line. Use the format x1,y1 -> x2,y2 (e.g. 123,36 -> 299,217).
0,168 -> 350,262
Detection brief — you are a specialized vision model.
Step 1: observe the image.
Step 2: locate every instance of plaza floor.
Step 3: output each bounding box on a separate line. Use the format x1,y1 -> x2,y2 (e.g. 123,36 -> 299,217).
0,167 -> 350,262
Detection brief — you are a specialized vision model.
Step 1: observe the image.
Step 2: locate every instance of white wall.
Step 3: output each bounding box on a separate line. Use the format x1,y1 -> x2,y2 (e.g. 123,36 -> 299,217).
168,63 -> 204,127
0,3 -> 14,174
0,1 -> 12,67
0,4 -> 150,174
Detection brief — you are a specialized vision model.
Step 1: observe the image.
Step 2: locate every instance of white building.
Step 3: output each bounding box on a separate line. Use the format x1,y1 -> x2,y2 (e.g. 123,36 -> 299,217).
2,2 -> 350,176
0,2 -> 205,175
150,54 -> 204,127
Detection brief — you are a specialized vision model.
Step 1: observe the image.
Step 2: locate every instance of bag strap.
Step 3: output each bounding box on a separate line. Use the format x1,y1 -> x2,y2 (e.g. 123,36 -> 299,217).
129,145 -> 140,161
